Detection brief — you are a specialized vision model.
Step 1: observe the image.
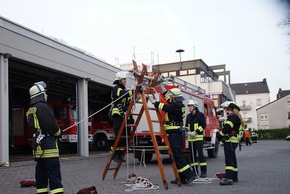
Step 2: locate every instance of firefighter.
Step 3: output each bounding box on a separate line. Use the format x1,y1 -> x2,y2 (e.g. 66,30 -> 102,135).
149,86 -> 195,184
26,81 -> 64,194
251,129 -> 258,143
218,101 -> 244,185
111,71 -> 134,163
186,99 -> 207,178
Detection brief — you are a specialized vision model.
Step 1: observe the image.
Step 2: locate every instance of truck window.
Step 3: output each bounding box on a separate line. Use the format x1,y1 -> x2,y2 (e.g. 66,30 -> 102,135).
204,105 -> 208,116
209,106 -> 213,117
54,107 -> 68,120
69,106 -> 77,120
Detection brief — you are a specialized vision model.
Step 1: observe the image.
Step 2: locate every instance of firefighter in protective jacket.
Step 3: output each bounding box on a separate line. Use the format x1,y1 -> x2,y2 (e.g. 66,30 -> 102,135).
186,99 -> 207,178
149,86 -> 195,184
218,101 -> 244,185
111,71 -> 133,163
26,81 -> 64,194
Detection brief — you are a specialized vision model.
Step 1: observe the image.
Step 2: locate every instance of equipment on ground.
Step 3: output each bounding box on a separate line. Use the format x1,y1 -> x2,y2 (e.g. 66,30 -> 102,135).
102,60 -> 181,190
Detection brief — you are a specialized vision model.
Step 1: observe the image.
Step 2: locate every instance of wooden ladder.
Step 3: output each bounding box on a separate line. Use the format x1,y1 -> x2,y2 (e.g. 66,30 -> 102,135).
101,60 -> 181,189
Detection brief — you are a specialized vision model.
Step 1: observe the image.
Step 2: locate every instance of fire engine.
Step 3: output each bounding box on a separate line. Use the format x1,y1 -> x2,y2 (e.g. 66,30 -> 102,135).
131,76 -> 221,163
91,114 -> 115,150
49,102 -> 94,145
11,101 -> 115,152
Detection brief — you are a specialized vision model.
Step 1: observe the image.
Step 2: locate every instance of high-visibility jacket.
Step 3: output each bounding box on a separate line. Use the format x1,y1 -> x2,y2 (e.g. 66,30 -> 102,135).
26,101 -> 62,159
186,111 -> 206,142
111,84 -> 133,117
154,99 -> 185,131
219,114 -> 242,143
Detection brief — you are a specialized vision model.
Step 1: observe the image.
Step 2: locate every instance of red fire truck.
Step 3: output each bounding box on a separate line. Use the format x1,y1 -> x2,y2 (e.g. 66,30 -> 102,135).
11,101 -> 115,152
132,76 -> 221,163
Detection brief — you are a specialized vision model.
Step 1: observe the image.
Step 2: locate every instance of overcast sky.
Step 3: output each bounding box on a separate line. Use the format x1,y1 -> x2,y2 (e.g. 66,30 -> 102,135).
1,0 -> 289,102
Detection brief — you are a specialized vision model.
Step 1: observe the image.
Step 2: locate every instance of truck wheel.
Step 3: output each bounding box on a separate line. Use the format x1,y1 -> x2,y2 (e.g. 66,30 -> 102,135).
207,135 -> 219,158
95,135 -> 109,150
134,151 -> 153,163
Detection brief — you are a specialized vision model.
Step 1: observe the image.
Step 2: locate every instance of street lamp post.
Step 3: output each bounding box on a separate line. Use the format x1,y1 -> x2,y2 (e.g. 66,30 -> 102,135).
176,49 -> 184,70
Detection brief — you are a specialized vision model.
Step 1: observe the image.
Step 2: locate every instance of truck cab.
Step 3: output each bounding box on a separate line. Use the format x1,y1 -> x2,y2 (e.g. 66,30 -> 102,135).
50,102 -> 94,145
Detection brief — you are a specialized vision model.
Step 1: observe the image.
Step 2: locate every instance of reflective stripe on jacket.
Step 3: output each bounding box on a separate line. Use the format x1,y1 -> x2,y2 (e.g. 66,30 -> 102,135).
186,111 -> 206,142
219,114 -> 241,144
154,100 -> 185,131
111,84 -> 133,116
27,101 -> 62,159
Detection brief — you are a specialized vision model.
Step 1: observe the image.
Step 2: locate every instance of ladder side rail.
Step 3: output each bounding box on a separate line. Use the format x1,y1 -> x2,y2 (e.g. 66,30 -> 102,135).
102,62 -> 147,180
112,65 -> 147,179
141,92 -> 168,188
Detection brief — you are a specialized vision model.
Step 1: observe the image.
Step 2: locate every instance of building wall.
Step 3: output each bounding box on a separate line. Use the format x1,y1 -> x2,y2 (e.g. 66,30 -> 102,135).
257,94 -> 290,129
235,93 -> 270,130
178,74 -> 201,86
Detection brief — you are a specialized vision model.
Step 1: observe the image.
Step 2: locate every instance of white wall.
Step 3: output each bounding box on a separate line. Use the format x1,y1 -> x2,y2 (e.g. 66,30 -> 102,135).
257,94 -> 290,129
235,93 -> 270,130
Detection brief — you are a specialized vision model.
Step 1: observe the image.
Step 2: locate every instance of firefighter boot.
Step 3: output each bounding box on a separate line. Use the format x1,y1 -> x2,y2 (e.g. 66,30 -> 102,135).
233,171 -> 238,182
113,150 -> 122,163
112,154 -> 120,163
220,178 -> 233,185
200,166 -> 207,178
118,154 -> 126,163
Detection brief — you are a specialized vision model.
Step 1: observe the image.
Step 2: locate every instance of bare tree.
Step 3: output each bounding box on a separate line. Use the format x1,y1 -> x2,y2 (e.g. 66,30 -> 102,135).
278,0 -> 290,35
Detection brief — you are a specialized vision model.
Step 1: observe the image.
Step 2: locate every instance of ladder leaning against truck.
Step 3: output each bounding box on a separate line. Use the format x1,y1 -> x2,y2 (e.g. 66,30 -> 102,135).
132,75 -> 222,163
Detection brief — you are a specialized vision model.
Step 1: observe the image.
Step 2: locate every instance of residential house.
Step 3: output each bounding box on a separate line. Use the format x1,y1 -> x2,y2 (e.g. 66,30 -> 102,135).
256,89 -> 290,129
230,79 -> 270,130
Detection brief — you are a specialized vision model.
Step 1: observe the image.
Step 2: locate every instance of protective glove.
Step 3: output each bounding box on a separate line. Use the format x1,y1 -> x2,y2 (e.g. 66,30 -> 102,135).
148,94 -> 157,104
188,131 -> 197,138
154,93 -> 160,102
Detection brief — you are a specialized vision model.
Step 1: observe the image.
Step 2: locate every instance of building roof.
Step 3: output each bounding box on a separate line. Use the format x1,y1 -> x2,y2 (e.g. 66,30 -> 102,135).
230,78 -> 270,95
257,93 -> 290,110
277,88 -> 290,99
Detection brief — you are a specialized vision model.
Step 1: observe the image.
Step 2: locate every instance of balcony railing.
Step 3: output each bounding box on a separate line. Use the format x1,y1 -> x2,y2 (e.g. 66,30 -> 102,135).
240,105 -> 251,110
244,117 -> 252,123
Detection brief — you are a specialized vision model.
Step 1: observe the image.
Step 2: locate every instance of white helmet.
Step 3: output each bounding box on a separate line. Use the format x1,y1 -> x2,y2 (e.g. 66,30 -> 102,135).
166,88 -> 185,101
187,99 -> 198,107
113,71 -> 127,84
29,81 -> 47,104
168,88 -> 182,97
221,101 -> 240,111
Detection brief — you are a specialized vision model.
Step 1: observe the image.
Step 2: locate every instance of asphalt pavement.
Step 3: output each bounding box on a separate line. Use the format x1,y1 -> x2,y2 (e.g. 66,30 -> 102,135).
1,140 -> 290,194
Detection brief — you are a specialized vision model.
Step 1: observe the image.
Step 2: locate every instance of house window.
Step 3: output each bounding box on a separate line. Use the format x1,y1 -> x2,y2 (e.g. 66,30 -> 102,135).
287,97 -> 290,104
169,71 -> 176,76
288,112 -> 290,119
260,113 -> 269,120
242,100 -> 246,108
257,99 -> 262,106
180,70 -> 188,75
188,69 -> 196,74
161,72 -> 168,77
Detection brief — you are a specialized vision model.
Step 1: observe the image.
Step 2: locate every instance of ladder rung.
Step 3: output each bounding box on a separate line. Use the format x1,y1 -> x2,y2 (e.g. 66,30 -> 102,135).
158,146 -> 169,150
151,120 -> 160,123
131,113 -> 139,116
147,107 -> 156,110
126,124 -> 136,127
108,167 -> 117,170
136,101 -> 143,104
